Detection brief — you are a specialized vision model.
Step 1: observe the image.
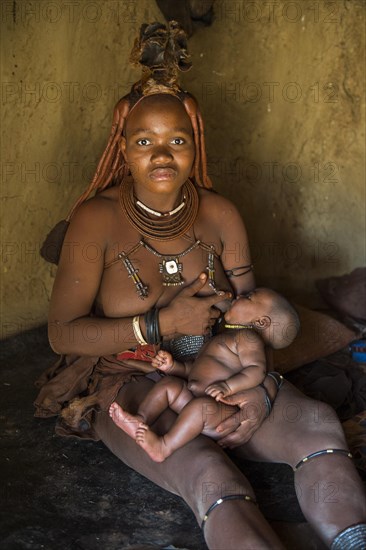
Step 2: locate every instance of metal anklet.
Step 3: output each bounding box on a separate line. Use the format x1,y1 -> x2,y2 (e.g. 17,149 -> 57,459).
201,494 -> 257,530
294,449 -> 353,472
331,523 -> 366,550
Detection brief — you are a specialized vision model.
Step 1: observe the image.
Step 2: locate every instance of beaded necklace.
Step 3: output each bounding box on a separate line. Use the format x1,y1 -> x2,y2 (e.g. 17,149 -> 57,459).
224,324 -> 254,330
136,197 -> 186,217
119,177 -> 199,241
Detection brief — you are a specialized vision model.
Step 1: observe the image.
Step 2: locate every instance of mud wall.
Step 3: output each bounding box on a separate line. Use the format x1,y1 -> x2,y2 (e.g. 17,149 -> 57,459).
1,0 -> 365,336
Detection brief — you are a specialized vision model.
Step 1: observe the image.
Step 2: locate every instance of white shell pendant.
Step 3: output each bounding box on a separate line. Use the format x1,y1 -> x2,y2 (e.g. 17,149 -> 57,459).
159,258 -> 184,286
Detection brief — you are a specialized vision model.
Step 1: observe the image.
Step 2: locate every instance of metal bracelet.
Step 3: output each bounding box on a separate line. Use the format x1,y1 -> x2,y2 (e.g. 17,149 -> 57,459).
132,315 -> 147,346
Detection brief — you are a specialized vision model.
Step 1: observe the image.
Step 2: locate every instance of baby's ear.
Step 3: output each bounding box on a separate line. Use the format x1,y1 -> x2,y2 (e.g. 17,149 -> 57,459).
254,316 -> 271,330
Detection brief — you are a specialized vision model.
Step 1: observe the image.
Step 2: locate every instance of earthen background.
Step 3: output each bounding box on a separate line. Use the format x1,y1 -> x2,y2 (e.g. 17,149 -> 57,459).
1,0 -> 365,337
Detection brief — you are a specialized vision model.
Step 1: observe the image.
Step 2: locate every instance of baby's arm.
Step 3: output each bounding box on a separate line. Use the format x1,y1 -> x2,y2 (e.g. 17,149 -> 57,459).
151,350 -> 192,379
205,331 -> 267,400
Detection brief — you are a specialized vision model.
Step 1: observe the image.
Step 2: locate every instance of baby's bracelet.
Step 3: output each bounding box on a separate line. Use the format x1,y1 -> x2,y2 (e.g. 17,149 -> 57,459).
132,315 -> 148,346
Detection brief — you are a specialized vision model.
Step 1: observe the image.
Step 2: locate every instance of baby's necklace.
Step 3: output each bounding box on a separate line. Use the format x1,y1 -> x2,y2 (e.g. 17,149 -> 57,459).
225,324 -> 254,329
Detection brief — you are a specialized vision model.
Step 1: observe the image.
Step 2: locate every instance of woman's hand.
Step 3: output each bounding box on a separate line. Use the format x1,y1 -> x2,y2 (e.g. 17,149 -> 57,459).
159,273 -> 231,337
215,375 -> 277,448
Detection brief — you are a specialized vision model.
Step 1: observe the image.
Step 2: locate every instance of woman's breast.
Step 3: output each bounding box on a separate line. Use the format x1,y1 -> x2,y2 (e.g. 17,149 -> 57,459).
96,238 -> 232,318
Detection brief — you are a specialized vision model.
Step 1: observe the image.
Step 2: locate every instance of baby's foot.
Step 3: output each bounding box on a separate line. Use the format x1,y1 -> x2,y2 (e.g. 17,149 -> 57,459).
135,423 -> 171,463
108,402 -> 144,440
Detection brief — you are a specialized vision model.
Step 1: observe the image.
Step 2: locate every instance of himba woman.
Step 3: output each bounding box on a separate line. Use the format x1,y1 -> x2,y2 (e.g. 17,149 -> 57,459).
35,22 -> 366,549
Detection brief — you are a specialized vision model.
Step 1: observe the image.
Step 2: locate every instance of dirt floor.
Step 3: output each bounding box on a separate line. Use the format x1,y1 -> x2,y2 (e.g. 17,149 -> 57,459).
2,326 -> 365,549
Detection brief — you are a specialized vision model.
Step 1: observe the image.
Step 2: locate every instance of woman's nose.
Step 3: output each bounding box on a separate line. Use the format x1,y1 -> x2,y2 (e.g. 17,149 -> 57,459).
151,145 -> 173,163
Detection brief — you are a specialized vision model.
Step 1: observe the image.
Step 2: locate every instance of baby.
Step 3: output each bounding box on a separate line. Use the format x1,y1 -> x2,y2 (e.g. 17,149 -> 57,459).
109,288 -> 299,462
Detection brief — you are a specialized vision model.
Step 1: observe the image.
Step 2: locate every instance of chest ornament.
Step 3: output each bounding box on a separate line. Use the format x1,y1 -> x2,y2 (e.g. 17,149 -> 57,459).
117,239 -> 219,299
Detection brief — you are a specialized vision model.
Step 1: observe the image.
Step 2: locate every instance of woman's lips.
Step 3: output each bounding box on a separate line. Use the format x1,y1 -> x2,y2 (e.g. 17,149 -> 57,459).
149,167 -> 177,180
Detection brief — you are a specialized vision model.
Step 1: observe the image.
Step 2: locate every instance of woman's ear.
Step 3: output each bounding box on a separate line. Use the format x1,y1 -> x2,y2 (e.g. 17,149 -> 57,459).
254,316 -> 271,330
120,136 -> 127,161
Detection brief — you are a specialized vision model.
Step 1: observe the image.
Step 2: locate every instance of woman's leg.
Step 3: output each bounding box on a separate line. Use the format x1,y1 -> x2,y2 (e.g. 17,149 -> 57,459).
232,380 -> 366,547
94,376 -> 285,550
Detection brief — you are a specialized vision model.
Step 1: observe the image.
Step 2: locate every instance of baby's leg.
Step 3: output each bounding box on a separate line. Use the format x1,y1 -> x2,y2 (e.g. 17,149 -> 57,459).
109,376 -> 192,440
96,377 -> 284,549
136,397 -> 240,462
138,375 -> 193,426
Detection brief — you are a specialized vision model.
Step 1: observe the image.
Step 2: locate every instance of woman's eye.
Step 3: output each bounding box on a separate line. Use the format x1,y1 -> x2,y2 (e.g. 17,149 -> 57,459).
171,138 -> 184,145
137,138 -> 151,146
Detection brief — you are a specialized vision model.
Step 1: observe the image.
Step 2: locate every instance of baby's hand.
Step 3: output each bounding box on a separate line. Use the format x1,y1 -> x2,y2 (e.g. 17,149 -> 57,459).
205,381 -> 232,401
151,350 -> 174,371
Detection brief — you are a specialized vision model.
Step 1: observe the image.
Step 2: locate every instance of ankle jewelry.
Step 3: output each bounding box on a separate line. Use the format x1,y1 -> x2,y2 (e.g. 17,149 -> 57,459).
294,449 -> 353,471
331,523 -> 366,549
201,494 -> 257,530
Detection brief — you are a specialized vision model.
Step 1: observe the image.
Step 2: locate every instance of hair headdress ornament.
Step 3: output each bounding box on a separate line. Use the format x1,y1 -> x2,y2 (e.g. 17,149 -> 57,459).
40,21 -> 212,264
130,21 -> 192,96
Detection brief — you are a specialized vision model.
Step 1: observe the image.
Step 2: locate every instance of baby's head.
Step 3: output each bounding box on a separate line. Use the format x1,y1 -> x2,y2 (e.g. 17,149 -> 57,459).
224,288 -> 300,349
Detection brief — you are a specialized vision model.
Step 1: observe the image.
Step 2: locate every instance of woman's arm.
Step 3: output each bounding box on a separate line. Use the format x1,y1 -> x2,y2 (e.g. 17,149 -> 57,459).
48,198 -> 138,356
216,195 -> 256,295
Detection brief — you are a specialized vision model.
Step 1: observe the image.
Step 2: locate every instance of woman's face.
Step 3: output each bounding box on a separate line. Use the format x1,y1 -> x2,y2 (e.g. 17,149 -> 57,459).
120,95 -> 195,203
